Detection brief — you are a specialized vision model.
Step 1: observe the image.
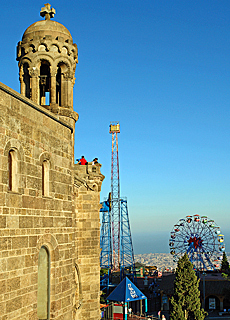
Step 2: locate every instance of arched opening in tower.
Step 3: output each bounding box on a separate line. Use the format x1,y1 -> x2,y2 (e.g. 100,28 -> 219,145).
23,63 -> 30,98
56,62 -> 69,107
39,61 -> 51,106
56,66 -> 61,106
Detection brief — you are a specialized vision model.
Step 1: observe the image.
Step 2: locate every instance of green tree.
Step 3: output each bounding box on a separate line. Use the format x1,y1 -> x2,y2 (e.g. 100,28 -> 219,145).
170,254 -> 207,320
100,268 -> 109,303
221,252 -> 230,273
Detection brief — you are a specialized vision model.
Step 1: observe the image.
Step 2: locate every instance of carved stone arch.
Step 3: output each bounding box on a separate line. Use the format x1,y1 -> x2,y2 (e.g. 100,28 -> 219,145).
33,42 -> 41,52
39,152 -> 53,169
28,44 -> 36,53
36,233 -> 59,305
20,56 -> 32,67
73,263 -> 83,318
36,233 -> 59,263
4,139 -> 25,192
19,58 -> 32,79
40,152 -> 52,197
54,57 -> 72,73
33,55 -> 54,69
58,63 -> 69,76
61,45 -> 70,55
50,44 -> 60,53
38,43 -> 48,52
55,58 -> 73,107
4,139 -> 24,161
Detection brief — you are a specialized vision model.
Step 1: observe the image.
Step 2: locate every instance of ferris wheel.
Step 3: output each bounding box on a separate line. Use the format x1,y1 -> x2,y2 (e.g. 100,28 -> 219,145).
169,214 -> 225,271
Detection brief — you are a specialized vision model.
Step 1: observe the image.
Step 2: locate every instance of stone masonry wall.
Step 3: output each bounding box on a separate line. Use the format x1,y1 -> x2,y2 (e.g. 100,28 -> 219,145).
74,164 -> 104,320
0,83 -> 75,320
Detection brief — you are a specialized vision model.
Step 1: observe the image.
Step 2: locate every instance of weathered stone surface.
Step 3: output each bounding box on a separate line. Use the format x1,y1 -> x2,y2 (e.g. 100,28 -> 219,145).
0,4 -> 104,320
0,5 -> 104,320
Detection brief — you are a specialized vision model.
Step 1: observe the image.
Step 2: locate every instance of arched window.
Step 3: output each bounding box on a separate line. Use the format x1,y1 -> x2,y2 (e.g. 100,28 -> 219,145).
56,66 -> 61,106
23,63 -> 31,98
56,62 -> 69,107
37,246 -> 50,319
42,160 -> 50,197
40,61 -> 51,106
8,149 -> 18,192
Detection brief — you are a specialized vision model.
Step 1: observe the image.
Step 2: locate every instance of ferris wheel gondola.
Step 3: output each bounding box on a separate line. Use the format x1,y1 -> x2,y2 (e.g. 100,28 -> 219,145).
169,214 -> 225,271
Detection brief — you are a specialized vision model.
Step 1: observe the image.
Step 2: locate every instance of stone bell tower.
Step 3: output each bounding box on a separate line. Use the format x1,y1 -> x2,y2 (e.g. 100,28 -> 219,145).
16,3 -> 78,125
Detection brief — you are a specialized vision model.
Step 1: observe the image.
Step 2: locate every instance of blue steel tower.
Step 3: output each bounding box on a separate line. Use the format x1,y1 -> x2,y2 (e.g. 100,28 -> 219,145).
120,198 -> 135,280
100,196 -> 112,269
100,122 -> 135,282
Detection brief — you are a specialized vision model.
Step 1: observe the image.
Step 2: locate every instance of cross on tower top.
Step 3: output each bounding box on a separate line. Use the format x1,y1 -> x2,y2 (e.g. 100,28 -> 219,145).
40,3 -> 56,20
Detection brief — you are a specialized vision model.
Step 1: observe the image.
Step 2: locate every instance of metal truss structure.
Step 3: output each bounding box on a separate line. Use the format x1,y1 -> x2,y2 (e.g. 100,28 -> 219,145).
120,198 -> 135,281
100,122 -> 135,286
110,122 -> 121,270
100,199 -> 112,269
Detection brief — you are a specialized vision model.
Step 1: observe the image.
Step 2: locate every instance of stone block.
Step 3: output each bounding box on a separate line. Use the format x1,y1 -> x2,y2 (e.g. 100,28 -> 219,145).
42,216 -> 53,227
0,238 -> 8,251
0,258 -> 6,272
0,301 -> 5,314
29,236 -> 38,248
12,236 -> 28,249
0,280 -> 6,293
61,295 -> 71,308
26,163 -> 38,177
54,217 -> 66,227
6,192 -> 22,208
6,276 -> 20,292
20,274 -> 31,288
0,215 -> 6,228
7,256 -> 25,270
25,254 -> 35,267
6,215 -> 19,228
26,175 -> 40,190
19,216 -> 33,228
6,296 -> 22,313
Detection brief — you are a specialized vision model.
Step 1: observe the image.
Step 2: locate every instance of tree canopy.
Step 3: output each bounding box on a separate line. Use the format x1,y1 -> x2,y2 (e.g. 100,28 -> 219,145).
170,254 -> 207,320
221,252 -> 230,274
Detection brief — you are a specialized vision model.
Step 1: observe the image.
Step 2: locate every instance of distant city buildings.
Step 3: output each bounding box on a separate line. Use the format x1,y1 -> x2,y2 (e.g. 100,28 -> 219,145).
135,252 -> 230,272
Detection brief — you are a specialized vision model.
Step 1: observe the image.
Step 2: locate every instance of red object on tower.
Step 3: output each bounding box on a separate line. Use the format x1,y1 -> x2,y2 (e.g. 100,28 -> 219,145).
109,122 -> 120,270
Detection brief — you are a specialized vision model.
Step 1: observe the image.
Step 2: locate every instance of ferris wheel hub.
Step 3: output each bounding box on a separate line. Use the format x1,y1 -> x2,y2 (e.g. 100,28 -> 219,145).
188,236 -> 203,250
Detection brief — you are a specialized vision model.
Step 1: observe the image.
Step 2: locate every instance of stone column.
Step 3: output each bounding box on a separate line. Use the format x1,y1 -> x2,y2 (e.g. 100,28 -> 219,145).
67,77 -> 73,108
61,72 -> 71,107
50,67 -> 57,105
19,67 -> 25,96
29,67 -> 39,105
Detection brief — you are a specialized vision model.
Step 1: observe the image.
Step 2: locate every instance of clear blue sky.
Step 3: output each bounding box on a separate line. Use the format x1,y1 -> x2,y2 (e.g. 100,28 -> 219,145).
1,0 -> 230,254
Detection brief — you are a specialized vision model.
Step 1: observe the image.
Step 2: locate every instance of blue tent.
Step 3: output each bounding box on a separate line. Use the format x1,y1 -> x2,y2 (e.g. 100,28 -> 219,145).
107,277 -> 147,320
107,277 -> 147,302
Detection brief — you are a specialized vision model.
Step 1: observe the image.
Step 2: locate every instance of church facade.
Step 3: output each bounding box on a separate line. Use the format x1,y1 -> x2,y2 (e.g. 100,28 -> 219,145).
0,4 -> 104,320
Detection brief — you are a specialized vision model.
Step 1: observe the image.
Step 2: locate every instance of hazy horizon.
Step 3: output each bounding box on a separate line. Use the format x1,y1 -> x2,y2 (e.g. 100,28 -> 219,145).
132,229 -> 230,255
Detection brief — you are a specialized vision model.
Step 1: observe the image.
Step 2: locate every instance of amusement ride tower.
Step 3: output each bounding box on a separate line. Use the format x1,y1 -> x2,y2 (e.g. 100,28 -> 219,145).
100,122 -> 135,284
110,122 -> 121,270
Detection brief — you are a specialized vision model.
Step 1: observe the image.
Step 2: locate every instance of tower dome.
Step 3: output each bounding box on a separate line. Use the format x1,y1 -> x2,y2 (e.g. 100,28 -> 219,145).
17,4 -> 78,124
22,19 -> 73,43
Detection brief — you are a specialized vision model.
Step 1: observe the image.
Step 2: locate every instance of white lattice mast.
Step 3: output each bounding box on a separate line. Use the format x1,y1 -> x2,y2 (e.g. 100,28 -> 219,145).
110,122 -> 120,270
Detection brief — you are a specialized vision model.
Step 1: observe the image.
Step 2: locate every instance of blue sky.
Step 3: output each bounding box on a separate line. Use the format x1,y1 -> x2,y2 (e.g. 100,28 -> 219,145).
1,0 -> 230,254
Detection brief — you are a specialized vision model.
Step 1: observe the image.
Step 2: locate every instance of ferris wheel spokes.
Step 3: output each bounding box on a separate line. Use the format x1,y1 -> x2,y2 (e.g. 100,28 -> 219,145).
169,214 -> 225,271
